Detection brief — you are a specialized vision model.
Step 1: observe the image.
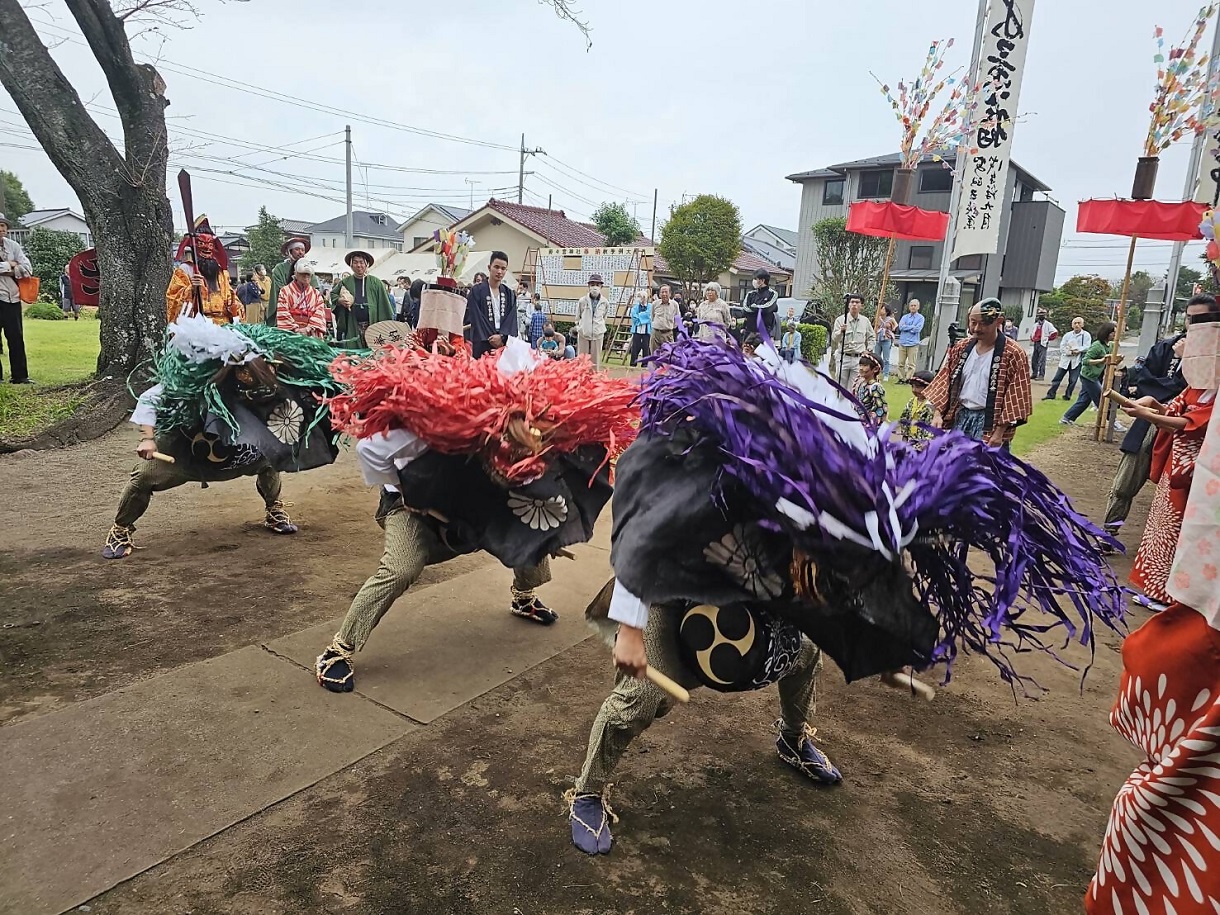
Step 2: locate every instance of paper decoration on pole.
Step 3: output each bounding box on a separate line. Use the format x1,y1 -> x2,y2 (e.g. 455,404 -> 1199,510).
874,39 -> 998,172
846,201 -> 950,241
1077,199 -> 1207,241
951,0 -> 1036,262
1146,4 -> 1220,157
1198,124 -> 1220,205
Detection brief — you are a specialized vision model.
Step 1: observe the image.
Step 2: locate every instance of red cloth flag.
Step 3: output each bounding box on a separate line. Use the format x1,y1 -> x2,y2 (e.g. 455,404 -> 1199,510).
1076,199 -> 1207,241
68,248 -> 99,308
846,201 -> 950,242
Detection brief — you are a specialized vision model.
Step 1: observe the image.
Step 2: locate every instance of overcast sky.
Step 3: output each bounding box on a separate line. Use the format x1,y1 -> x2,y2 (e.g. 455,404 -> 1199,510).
0,0 -> 1212,284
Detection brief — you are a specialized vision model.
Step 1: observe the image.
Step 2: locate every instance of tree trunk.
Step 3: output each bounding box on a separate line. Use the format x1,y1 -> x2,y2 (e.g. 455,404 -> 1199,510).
0,0 -> 173,382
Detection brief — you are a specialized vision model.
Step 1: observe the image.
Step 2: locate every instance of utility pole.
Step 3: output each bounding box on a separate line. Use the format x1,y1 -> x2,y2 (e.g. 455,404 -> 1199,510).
926,0 -> 990,371
1165,15 -> 1220,338
547,194 -> 552,210
518,133 -> 546,204
344,124 -> 354,247
650,189 -> 658,241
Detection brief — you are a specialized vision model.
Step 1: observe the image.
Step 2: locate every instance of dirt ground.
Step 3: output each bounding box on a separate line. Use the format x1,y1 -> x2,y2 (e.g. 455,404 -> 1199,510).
0,423 -> 1153,915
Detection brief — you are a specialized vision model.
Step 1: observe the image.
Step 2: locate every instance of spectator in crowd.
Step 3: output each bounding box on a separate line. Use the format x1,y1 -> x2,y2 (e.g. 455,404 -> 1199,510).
528,297 -> 547,348
1029,309 -> 1058,380
60,264 -> 80,320
277,260 -> 329,338
925,299 -> 1032,446
236,272 -> 263,323
651,284 -> 678,350
464,252 -> 517,358
628,291 -> 652,366
1060,322 -> 1120,427
784,303 -> 798,326
1003,318 -> 1019,340
695,281 -> 732,343
742,332 -> 764,361
401,279 -> 424,326
575,274 -> 609,366
895,298 -> 924,383
538,323 -> 574,360
1043,316 -> 1091,401
1102,300 -> 1200,536
473,272 -> 488,287
830,294 -> 876,391
778,320 -> 803,364
873,303 -> 898,381
1124,295 -> 1218,611
741,268 -> 779,337
897,370 -> 937,446
0,213 -> 36,383
853,352 -> 888,425
253,264 -> 271,318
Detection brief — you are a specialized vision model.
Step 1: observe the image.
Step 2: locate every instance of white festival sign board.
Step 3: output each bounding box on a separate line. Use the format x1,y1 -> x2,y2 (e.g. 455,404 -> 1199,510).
951,0 -> 1036,261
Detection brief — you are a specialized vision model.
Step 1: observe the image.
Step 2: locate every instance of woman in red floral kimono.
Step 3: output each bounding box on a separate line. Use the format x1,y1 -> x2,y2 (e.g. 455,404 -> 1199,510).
1126,387 -> 1214,611
1087,305 -> 1220,915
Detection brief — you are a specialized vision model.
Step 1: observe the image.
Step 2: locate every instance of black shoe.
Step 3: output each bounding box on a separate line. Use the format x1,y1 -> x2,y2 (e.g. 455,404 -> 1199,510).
1062,395 -> 1072,401
1041,394 -> 1056,400
511,594 -> 559,625
9,378 -> 34,385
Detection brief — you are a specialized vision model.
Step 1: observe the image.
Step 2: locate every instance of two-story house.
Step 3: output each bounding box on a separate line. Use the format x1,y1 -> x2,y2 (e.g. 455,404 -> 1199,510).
306,211 -> 403,251
786,153 -> 1064,335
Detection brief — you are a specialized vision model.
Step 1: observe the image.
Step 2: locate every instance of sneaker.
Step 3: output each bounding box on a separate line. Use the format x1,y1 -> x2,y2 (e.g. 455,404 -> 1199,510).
1113,421 -> 1128,434
511,593 -> 559,625
101,524 -> 136,559
565,788 -> 616,855
774,720 -> 842,785
1059,418 -> 1076,426
264,501 -> 299,534
316,636 -> 355,692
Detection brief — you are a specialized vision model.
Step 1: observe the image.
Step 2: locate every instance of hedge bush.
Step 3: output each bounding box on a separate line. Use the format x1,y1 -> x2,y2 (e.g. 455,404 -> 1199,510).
797,323 -> 829,364
24,301 -> 66,320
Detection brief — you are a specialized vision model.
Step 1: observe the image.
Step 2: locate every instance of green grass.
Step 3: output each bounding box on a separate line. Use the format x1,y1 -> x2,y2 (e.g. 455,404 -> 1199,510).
879,378 -> 1069,458
0,308 -> 101,439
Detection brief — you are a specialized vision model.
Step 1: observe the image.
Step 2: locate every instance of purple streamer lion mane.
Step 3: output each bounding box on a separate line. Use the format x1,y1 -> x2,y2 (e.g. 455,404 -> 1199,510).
638,335 -> 1126,688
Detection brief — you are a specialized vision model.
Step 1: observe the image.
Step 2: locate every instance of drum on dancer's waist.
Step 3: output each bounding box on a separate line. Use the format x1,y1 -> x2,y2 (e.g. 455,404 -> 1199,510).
676,603 -> 803,692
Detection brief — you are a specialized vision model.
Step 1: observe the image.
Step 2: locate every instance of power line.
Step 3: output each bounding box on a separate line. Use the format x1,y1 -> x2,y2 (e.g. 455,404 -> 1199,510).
546,154 -> 647,199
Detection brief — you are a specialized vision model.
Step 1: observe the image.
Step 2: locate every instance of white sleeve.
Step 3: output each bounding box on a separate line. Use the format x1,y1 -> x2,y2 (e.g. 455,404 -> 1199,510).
607,579 -> 650,629
355,429 -> 428,487
129,384 -> 164,427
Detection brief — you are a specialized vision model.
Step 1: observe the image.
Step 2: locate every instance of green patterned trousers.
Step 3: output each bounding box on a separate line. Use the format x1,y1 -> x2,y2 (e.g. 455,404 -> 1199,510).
114,455 -> 281,528
574,607 -> 822,793
337,504 -> 552,650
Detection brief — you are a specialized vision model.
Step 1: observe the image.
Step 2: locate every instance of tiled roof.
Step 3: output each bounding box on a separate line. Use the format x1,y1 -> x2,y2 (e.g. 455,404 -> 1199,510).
486,199 -> 604,248
758,224 -> 798,247
305,210 -> 400,239
741,236 -> 796,271
16,208 -> 77,226
731,249 -> 792,276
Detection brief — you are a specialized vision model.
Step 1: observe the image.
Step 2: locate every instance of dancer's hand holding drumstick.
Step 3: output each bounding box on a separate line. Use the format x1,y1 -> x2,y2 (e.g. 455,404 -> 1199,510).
614,624 -> 690,704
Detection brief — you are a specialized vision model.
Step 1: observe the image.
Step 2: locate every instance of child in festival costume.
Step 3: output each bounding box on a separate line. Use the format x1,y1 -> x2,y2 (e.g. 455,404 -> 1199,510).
313,329 -> 638,693
566,331 -> 1124,856
897,370 -> 937,446
1087,301 -> 1220,915
102,315 -> 341,559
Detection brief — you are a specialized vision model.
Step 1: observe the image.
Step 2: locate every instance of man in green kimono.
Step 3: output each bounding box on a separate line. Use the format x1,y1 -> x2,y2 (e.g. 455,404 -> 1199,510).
330,250 -> 393,348
267,237 -> 317,327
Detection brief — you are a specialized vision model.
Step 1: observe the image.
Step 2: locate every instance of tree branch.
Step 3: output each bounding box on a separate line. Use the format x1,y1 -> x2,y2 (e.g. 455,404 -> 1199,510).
0,0 -> 122,192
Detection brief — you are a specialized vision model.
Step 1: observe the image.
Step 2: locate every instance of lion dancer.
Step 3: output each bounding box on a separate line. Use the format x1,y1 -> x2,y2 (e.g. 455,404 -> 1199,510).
101,316 -> 340,559
315,276 -> 637,692
167,217 -> 242,325
566,330 -> 1125,856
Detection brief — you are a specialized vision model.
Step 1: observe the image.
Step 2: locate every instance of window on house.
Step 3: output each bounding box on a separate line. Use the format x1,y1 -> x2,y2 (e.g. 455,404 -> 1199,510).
954,254 -> 984,271
909,246 -> 934,270
414,236 -> 429,249
857,170 -> 894,199
822,179 -> 845,206
919,167 -> 954,193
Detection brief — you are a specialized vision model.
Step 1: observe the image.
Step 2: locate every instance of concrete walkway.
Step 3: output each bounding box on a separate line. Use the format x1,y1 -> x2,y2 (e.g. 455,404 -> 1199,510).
0,547 -> 611,915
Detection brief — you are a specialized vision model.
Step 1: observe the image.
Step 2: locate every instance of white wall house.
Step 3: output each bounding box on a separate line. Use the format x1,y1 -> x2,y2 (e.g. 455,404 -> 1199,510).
307,211 -> 403,251
397,204 -> 471,251
10,208 -> 92,247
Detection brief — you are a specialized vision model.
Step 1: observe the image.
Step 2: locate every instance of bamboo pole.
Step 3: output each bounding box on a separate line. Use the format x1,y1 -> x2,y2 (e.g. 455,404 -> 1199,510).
876,233 -> 897,313
1094,235 -> 1138,442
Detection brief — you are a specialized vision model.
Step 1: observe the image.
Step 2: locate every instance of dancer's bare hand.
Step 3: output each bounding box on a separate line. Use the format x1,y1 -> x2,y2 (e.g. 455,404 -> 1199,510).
136,438 -> 157,461
613,625 -> 648,679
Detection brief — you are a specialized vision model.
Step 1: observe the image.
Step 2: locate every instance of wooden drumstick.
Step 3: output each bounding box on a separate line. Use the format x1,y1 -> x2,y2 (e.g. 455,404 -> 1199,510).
152,452 -> 176,464
645,666 -> 691,704
880,670 -> 936,701
1104,388 -> 1136,410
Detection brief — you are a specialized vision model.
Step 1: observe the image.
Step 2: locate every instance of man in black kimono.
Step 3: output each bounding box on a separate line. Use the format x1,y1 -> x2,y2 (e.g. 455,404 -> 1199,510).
464,250 -> 517,357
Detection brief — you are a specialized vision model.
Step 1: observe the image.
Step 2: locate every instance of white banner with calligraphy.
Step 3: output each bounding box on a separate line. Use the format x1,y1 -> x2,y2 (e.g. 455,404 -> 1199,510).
951,0 -> 1036,261
1196,123 -> 1220,206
